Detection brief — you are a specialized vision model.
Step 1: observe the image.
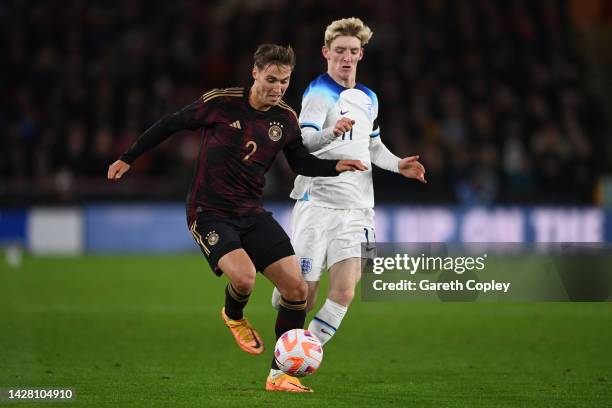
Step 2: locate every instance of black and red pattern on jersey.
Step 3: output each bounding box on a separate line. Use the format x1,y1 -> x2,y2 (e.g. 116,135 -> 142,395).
119,87 -> 339,222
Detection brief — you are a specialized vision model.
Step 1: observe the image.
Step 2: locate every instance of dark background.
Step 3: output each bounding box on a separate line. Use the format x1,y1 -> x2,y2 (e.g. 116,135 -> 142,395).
2,0 -> 611,205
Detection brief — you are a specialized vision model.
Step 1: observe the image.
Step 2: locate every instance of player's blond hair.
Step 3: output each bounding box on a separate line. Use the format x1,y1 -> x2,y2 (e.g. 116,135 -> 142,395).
324,17 -> 373,48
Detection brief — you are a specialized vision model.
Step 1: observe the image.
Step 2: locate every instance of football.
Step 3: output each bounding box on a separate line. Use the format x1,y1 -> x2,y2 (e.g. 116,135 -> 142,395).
274,329 -> 323,377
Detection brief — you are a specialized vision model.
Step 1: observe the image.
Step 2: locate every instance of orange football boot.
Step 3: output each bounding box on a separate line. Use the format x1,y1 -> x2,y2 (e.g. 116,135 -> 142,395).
221,308 -> 264,355
265,373 -> 313,393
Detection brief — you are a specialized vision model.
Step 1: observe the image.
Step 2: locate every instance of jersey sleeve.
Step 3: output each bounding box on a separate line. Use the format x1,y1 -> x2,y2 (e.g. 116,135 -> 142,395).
366,90 -> 399,172
299,92 -> 331,132
299,90 -> 339,151
369,135 -> 400,173
370,118 -> 381,138
119,93 -> 218,164
369,90 -> 380,137
283,113 -> 339,177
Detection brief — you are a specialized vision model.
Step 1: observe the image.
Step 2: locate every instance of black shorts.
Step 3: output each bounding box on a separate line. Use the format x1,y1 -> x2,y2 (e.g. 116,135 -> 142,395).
189,212 -> 294,276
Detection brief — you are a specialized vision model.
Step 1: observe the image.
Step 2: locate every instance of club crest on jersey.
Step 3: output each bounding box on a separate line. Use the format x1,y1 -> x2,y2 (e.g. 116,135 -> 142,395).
268,121 -> 283,142
367,103 -> 373,121
205,231 -> 220,246
299,257 -> 313,275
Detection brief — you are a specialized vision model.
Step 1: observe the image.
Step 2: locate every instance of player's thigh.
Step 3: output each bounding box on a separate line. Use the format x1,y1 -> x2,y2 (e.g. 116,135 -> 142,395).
291,201 -> 333,282
189,218 -> 243,276
241,212 -> 295,273
327,207 -> 375,269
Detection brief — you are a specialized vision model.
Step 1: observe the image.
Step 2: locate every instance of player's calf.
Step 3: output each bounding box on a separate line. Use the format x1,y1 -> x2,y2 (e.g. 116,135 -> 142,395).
224,283 -> 251,320
328,287 -> 355,306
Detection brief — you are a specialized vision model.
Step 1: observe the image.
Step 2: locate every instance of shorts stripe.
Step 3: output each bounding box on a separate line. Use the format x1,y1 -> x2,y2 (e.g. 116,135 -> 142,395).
190,221 -> 211,256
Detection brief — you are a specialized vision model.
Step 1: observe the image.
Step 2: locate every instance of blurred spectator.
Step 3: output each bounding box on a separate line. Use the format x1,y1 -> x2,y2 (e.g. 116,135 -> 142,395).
0,0 -> 608,205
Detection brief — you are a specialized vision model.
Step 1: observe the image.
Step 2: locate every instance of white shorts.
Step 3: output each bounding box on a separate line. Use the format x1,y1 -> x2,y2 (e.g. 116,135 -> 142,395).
291,200 -> 375,282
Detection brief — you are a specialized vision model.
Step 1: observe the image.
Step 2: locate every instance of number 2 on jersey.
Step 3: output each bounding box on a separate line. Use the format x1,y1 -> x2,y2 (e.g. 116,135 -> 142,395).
242,140 -> 257,161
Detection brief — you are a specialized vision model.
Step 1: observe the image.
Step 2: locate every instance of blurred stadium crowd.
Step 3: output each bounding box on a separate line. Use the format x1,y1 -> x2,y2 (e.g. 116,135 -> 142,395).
1,0 -> 609,205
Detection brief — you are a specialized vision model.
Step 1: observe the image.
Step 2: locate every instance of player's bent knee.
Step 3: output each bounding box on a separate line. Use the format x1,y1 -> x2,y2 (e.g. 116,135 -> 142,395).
233,278 -> 255,295
280,279 -> 308,302
230,270 -> 256,294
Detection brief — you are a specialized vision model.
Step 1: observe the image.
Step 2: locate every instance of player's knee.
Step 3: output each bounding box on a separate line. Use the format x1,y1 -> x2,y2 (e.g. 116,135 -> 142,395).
281,279 -> 308,302
329,288 -> 355,306
231,271 -> 256,295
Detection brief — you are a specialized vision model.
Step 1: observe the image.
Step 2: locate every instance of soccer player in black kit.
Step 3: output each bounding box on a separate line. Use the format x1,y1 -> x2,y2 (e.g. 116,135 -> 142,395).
107,44 -> 366,392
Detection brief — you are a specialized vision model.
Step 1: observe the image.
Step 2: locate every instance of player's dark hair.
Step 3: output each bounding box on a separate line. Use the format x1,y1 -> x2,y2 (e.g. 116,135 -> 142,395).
253,44 -> 296,70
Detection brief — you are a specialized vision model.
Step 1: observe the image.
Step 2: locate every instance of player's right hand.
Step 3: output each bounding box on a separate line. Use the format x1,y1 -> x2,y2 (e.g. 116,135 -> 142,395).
107,160 -> 130,180
336,160 -> 368,173
333,118 -> 355,137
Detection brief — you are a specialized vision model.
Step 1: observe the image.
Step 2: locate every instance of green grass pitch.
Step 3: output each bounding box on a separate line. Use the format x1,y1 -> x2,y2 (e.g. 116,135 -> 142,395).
1,254 -> 611,407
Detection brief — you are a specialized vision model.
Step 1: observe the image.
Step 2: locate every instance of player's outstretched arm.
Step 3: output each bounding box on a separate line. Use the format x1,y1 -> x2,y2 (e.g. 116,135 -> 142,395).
369,137 -> 426,183
107,160 -> 130,180
284,129 -> 367,177
336,160 -> 368,173
111,98 -> 214,171
398,155 -> 427,183
302,118 -> 355,151
286,153 -> 367,176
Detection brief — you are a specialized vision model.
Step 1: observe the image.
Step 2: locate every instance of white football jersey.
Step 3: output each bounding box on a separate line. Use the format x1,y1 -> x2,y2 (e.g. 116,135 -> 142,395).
290,73 -> 380,208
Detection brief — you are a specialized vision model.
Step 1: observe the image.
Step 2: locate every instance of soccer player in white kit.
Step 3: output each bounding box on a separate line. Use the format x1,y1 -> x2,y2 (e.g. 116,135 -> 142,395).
272,18 -> 426,346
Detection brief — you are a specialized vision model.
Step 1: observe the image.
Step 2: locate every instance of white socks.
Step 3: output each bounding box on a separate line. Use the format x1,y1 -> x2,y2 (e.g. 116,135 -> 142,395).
308,298 -> 348,346
269,368 -> 283,378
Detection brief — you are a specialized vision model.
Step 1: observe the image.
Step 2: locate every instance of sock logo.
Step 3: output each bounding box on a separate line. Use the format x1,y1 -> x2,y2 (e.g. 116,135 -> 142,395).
320,328 -> 332,336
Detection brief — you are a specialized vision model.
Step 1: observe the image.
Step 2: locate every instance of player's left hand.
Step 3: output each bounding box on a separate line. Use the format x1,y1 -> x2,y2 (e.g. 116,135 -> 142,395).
398,155 -> 426,183
107,160 -> 131,180
336,159 -> 368,173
